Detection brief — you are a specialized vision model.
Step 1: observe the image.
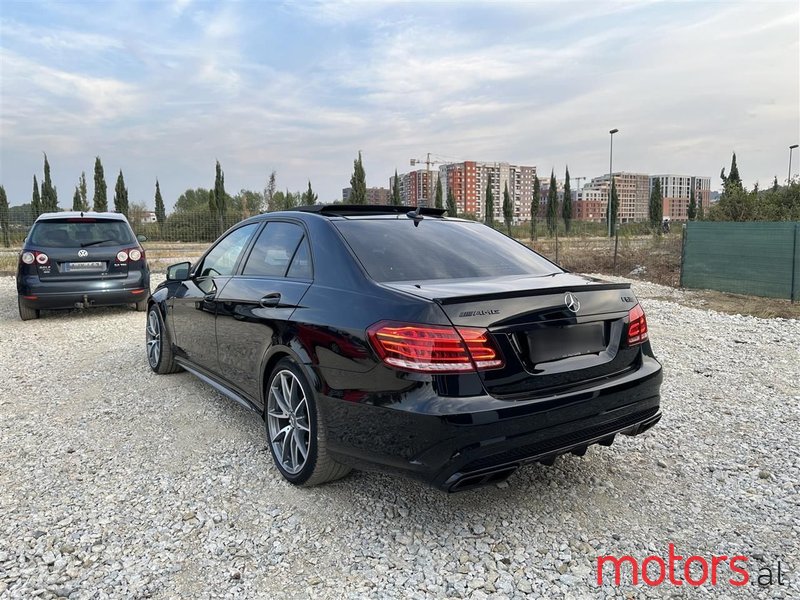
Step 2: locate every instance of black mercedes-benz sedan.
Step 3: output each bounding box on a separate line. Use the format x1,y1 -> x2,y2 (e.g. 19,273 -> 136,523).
146,205 -> 662,491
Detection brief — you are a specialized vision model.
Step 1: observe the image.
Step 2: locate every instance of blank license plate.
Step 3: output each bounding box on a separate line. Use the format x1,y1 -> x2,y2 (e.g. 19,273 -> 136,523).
63,261 -> 105,272
526,323 -> 606,364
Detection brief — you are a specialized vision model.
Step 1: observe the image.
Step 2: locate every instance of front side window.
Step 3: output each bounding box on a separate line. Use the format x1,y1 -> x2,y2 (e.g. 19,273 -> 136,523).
197,223 -> 259,277
243,222 -> 311,279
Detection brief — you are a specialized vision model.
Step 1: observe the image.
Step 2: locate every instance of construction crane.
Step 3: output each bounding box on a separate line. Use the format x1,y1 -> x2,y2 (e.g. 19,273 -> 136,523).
410,153 -> 443,207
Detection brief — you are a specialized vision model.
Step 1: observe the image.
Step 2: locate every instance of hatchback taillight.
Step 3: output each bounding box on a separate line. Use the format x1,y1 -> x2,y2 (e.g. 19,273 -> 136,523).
116,247 -> 144,263
626,304 -> 649,345
367,321 -> 504,373
21,251 -> 49,265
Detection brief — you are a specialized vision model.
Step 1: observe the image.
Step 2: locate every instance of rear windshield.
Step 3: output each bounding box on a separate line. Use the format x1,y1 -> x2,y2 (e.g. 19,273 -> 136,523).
29,218 -> 134,248
335,219 -> 561,282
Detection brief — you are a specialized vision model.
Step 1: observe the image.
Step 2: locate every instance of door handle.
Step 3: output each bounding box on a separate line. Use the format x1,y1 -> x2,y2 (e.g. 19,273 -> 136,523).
259,293 -> 281,308
203,292 -> 216,302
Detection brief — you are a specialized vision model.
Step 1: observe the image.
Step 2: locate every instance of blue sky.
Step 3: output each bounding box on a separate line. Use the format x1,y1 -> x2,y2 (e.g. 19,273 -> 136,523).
1,0 -> 798,209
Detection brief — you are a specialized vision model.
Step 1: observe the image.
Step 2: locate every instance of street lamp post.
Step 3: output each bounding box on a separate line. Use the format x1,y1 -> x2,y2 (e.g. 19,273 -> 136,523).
608,128 -> 619,237
789,144 -> 799,184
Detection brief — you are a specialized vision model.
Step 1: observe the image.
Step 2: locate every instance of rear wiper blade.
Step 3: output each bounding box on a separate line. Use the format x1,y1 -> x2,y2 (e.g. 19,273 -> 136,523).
81,239 -> 115,247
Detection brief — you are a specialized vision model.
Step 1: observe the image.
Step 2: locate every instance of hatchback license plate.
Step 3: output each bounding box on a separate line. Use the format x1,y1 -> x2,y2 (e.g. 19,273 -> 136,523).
63,261 -> 105,272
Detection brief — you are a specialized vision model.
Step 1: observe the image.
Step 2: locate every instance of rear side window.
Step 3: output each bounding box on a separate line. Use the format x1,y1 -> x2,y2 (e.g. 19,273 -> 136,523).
243,222 -> 312,279
28,218 -> 134,248
335,219 -> 560,282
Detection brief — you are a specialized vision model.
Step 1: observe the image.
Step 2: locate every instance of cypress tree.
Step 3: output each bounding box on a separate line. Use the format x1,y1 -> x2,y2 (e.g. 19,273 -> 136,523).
154,180 -> 166,231
72,186 -> 82,211
114,169 -> 129,217
303,181 -> 318,205
392,169 -> 401,206
435,177 -> 443,209
546,169 -> 558,235
502,182 -> 513,235
772,176 -> 779,192
446,186 -> 457,217
41,153 -> 58,212
608,179 -> 619,236
484,178 -> 494,227
31,176 -> 42,218
0,185 -> 10,247
649,178 -> 663,230
265,171 -> 277,212
531,174 -> 540,240
562,166 -> 572,233
212,160 -> 226,233
697,193 -> 705,220
79,172 -> 88,210
688,187 -> 697,221
93,157 -> 107,211
350,152 -> 367,204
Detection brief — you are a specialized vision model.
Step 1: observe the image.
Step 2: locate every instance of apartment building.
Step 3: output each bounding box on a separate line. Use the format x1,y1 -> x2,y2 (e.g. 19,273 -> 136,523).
341,186 -> 391,204
389,170 -> 437,207
581,172 -> 650,223
650,175 -> 711,221
574,188 -> 607,222
439,161 -> 537,222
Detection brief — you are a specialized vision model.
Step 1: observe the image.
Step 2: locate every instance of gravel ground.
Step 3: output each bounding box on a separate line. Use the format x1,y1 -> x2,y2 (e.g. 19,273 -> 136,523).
0,274 -> 798,599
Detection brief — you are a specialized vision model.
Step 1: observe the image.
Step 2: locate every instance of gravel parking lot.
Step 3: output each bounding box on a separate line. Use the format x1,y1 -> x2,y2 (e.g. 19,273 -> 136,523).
0,275 -> 798,599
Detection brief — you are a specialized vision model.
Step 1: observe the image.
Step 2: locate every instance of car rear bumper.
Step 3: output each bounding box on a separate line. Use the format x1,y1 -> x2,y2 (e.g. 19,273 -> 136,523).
319,354 -> 663,491
17,273 -> 150,309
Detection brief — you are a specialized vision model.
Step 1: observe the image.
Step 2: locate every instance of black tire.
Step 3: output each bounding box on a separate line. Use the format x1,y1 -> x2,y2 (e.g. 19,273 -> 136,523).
18,297 -> 40,321
265,358 -> 351,486
135,298 -> 148,312
146,305 -> 181,374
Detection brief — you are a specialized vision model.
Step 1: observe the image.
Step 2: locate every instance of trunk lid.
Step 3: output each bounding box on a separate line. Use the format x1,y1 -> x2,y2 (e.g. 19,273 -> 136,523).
384,273 -> 642,398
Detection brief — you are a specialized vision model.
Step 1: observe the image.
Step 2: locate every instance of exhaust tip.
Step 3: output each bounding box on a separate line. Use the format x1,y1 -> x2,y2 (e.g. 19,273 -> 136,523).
448,465 -> 518,492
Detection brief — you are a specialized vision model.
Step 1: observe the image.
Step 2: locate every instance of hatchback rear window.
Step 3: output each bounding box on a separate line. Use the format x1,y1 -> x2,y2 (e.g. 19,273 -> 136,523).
335,219 -> 561,282
28,219 -> 135,248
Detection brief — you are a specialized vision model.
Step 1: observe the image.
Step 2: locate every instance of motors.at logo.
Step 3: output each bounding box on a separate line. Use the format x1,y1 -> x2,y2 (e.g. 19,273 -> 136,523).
597,544 -> 788,588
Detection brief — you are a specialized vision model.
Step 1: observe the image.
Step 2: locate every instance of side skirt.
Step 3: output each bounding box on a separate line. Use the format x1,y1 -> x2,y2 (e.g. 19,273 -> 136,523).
175,358 -> 260,414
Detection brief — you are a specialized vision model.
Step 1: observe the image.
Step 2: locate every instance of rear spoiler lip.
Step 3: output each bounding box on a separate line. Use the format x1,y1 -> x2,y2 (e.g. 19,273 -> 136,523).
433,282 -> 632,305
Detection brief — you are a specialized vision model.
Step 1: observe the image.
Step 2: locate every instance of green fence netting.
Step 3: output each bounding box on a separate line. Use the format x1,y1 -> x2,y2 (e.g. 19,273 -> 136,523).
681,221 -> 800,301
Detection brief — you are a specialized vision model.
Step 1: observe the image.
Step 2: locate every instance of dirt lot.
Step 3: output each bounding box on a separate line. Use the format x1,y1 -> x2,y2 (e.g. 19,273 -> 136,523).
0,275 -> 798,599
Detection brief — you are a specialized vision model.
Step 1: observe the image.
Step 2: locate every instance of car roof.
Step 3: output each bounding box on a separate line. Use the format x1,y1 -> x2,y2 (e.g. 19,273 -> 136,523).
35,211 -> 131,222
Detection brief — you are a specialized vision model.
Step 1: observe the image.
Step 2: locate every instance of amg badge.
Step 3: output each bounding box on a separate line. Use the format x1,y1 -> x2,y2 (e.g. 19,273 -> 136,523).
458,309 -> 500,317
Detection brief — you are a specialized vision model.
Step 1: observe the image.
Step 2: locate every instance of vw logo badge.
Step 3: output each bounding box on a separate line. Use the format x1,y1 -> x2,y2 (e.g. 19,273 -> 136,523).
564,292 -> 580,313
78,249 -> 89,258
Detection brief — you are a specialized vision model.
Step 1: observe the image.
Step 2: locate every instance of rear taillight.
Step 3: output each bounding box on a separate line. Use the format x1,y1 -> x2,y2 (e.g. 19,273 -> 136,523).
626,304 -> 649,345
21,251 -> 49,265
367,321 -> 504,374
116,247 -> 144,263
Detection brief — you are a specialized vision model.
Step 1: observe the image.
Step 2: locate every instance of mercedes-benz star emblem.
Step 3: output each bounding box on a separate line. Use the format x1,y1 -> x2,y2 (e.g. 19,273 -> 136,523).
564,292 -> 580,313
78,249 -> 89,258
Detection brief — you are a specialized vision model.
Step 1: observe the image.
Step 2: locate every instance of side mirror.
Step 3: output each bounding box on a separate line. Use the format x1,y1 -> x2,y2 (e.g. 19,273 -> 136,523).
137,234 -> 148,242
166,261 -> 191,281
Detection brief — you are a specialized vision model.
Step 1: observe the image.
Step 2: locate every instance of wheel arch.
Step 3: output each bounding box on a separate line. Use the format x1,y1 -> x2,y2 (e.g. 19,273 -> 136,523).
259,343 -> 319,412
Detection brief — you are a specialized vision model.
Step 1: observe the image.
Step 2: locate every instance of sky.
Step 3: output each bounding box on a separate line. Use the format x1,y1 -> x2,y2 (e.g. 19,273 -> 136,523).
1,0 -> 798,210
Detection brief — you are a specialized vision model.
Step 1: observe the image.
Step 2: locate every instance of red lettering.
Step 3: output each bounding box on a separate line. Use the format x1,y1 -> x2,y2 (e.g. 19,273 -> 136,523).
597,555 -> 639,585
729,556 -> 749,586
710,555 -> 728,584
642,555 -> 666,586
684,556 -> 709,586
668,543 -> 684,585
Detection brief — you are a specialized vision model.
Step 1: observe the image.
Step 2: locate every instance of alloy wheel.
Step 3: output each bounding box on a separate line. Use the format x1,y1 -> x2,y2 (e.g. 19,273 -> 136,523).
146,310 -> 161,368
267,370 -> 311,475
